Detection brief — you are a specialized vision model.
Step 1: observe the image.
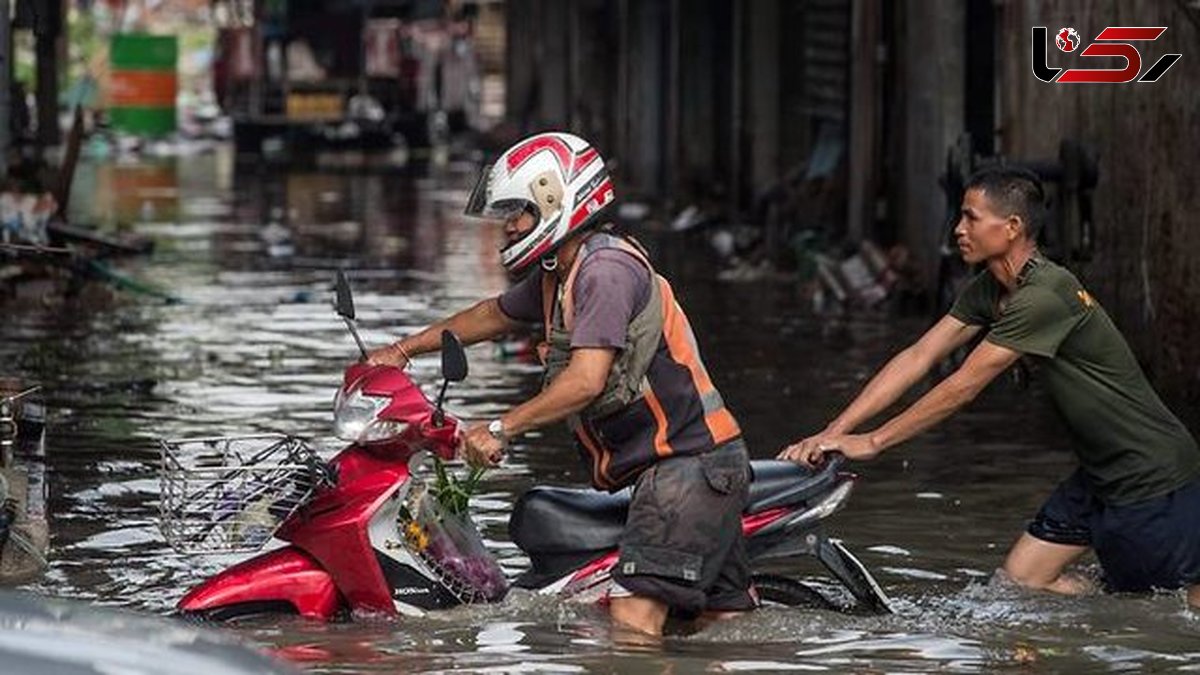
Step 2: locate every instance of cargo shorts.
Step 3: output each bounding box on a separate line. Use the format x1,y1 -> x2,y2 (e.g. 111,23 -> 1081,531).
611,438 -> 758,616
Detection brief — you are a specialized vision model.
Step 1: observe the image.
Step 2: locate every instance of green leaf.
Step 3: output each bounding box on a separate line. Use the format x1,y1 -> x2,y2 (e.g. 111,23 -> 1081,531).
430,457 -> 487,517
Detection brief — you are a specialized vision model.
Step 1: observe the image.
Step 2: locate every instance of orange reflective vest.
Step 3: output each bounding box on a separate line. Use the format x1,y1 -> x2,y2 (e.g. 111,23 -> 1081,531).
540,232 -> 742,490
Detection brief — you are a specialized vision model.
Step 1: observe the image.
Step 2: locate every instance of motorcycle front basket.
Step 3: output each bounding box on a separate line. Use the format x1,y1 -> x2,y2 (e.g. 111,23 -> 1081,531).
158,434 -> 328,554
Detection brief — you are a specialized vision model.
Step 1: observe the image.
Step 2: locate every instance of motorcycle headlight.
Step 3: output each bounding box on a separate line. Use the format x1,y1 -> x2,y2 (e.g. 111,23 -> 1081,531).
333,386 -> 408,443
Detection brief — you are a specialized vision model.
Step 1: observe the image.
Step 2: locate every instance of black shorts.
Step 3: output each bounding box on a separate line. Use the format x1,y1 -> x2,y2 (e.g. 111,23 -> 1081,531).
611,438 -> 757,616
1028,470 -> 1200,592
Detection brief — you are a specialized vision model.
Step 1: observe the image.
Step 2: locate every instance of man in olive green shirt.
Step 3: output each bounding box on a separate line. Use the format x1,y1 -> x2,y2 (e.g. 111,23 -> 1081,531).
780,167 -> 1200,605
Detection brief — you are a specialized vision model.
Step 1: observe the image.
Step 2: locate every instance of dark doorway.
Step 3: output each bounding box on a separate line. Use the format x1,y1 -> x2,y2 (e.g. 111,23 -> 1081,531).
964,0 -> 996,156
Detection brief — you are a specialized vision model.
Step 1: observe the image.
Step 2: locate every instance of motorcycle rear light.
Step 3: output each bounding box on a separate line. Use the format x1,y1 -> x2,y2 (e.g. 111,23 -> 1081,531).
788,479 -> 855,530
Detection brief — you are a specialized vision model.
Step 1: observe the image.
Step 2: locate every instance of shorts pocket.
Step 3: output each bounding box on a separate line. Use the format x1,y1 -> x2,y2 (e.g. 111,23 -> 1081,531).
618,544 -> 703,584
699,448 -> 749,495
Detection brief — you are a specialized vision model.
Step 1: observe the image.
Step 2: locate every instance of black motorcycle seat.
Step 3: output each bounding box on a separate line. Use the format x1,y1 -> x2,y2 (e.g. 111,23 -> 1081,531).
746,459 -> 839,512
509,486 -> 630,554
509,459 -> 843,554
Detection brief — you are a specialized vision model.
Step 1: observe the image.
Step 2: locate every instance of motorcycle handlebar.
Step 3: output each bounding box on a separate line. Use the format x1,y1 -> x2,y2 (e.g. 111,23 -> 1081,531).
821,451 -> 847,474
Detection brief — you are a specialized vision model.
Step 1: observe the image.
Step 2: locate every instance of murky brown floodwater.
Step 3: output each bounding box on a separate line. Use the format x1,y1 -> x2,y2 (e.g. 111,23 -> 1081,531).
2,148 -> 1197,673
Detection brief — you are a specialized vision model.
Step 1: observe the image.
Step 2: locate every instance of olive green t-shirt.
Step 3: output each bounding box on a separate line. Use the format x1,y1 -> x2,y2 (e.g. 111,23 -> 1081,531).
950,257 -> 1200,505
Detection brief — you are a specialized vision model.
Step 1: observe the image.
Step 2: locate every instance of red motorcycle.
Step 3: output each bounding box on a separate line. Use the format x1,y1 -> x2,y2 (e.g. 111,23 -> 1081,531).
161,273 -> 892,621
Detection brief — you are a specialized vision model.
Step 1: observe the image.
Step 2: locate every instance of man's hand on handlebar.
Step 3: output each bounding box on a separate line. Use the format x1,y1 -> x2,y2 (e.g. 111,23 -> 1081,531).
461,422 -> 504,468
366,342 -> 410,368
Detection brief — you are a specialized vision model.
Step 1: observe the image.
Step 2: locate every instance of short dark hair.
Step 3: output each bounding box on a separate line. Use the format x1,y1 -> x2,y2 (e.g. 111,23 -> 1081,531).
964,167 -> 1046,239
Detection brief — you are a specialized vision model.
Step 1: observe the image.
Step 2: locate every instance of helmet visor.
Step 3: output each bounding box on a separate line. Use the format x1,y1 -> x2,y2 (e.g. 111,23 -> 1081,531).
463,163 -> 493,218
464,164 -> 534,221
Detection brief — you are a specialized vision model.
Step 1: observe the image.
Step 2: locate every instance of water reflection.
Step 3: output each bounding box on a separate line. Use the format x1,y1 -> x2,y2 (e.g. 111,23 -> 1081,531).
0,151 -> 1196,673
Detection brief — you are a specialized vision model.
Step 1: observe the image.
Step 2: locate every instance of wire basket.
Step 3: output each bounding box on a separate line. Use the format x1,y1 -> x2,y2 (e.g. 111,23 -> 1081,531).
159,434 -> 329,554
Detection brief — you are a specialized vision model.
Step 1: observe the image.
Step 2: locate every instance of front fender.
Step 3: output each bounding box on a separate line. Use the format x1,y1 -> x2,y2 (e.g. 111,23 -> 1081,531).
178,547 -> 342,621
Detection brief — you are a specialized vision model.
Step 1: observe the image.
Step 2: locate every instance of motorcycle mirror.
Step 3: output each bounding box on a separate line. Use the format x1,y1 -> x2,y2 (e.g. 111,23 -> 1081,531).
334,271 -> 368,360
432,330 -> 468,427
440,330 -> 468,382
335,270 -> 356,320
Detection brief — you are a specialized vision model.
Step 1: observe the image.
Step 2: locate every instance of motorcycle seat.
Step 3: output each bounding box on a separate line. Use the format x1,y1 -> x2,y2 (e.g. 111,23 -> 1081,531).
509,486 -> 629,554
510,459 -> 842,554
746,459 -> 839,513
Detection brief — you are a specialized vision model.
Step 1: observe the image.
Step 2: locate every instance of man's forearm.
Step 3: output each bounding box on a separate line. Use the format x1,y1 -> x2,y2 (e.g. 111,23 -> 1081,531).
869,339 -> 1017,451
501,370 -> 599,436
397,298 -> 515,357
868,373 -> 981,451
826,347 -> 932,434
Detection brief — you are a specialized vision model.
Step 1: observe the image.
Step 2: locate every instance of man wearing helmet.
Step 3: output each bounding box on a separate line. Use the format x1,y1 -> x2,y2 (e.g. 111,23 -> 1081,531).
368,132 -> 756,635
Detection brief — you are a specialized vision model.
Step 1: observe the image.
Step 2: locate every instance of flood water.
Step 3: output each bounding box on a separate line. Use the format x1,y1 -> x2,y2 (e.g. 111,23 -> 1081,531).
3,148 -> 1198,673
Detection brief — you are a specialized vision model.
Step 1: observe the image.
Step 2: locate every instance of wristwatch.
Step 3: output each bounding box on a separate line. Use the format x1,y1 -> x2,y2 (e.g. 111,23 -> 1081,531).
487,418 -> 509,447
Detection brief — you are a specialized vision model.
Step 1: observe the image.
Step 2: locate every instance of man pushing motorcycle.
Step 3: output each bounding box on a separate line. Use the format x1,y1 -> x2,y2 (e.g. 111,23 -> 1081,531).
368,132 -> 755,635
780,167 -> 1200,606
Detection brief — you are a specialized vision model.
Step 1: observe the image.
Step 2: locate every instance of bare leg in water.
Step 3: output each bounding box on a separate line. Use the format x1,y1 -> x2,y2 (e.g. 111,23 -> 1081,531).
1001,533 -> 1094,595
609,595 -> 669,642
692,609 -> 747,631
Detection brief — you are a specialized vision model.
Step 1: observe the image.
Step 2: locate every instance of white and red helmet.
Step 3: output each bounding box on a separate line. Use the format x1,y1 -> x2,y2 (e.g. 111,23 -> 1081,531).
465,132 -> 615,273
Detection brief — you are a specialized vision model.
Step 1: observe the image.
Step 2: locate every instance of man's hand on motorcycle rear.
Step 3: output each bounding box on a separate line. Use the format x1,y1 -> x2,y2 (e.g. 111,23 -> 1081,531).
778,432 -> 835,467
779,433 -> 880,467
461,423 -> 504,468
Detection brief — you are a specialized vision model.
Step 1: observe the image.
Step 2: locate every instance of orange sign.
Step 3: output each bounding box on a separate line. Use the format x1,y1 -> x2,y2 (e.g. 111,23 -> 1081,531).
109,70 -> 178,107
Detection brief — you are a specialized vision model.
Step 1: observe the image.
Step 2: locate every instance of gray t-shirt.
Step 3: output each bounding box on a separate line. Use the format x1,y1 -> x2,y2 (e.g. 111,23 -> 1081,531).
498,249 -> 651,349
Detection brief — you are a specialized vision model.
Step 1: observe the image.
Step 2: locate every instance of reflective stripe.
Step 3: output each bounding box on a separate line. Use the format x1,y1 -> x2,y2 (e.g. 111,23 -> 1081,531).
656,281 -> 741,443
704,408 -> 741,443
701,389 -> 725,414
662,291 -> 716,395
574,421 -> 612,490
644,388 -> 673,458
682,311 -> 719,395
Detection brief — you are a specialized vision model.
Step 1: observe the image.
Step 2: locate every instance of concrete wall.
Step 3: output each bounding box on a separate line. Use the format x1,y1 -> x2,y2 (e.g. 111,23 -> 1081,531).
997,0 -> 1200,421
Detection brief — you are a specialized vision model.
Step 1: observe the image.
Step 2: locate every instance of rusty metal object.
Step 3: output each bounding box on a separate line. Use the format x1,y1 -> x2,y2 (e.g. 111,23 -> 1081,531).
0,379 -> 47,584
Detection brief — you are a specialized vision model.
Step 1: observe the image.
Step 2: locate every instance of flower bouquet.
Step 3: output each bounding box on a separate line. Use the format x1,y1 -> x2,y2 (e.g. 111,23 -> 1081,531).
401,459 -> 507,603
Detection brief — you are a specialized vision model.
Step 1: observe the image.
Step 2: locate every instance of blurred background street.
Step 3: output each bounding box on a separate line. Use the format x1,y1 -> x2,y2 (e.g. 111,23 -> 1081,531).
0,1 -> 1198,672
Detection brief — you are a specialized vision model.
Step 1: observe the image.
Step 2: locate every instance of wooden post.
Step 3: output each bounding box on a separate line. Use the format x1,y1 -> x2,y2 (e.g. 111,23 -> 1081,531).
615,0 -> 630,183
0,0 -> 10,176
728,0 -> 743,217
665,0 -> 681,197
504,0 -> 532,130
896,0 -> 964,292
54,107 -> 84,219
745,0 -> 780,199
34,0 -> 62,147
540,0 -> 569,127
846,0 -> 880,242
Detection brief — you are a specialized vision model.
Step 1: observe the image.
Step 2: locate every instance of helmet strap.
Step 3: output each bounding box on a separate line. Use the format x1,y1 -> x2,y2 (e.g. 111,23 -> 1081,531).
540,255 -> 559,272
